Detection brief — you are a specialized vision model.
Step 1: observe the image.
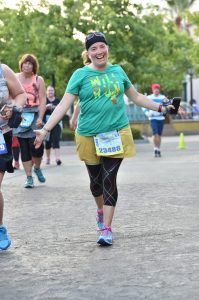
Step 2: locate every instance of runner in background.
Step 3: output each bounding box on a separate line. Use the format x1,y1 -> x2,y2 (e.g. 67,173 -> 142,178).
44,86 -> 62,165
12,136 -> 20,169
143,84 -> 166,157
14,54 -> 46,188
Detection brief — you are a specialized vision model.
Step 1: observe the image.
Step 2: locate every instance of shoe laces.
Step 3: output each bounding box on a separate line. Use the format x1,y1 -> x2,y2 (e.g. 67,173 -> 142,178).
101,227 -> 112,236
35,168 -> 44,178
27,176 -> 33,182
35,168 -> 41,174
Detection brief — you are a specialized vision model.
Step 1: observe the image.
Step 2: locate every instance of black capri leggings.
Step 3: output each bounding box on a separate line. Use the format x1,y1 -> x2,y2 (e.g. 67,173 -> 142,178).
18,137 -> 44,162
45,124 -> 61,150
86,157 -> 123,207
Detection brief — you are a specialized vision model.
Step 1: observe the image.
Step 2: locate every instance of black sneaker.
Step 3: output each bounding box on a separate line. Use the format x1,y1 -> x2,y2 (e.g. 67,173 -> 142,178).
56,159 -> 62,166
157,150 -> 161,157
154,150 -> 158,157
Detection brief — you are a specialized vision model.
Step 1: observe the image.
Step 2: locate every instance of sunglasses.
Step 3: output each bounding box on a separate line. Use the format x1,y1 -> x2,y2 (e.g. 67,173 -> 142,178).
86,32 -> 105,41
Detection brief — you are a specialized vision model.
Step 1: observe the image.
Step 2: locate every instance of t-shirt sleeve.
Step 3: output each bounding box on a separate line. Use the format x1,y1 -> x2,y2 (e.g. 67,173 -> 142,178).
65,69 -> 82,95
119,66 -> 132,89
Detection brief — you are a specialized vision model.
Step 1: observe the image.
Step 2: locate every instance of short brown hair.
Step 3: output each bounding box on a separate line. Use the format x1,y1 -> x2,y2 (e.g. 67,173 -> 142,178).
19,54 -> 39,74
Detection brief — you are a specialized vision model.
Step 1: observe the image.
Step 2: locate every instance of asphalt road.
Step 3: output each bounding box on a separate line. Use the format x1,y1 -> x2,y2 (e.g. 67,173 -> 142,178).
1,135 -> 199,300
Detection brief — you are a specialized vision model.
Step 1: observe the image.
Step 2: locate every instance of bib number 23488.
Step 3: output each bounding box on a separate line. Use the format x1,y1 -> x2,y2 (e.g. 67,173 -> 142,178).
94,130 -> 124,156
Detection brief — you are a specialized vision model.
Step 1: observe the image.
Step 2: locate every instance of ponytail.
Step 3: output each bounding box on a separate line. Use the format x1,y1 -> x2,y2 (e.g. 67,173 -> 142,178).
81,50 -> 91,65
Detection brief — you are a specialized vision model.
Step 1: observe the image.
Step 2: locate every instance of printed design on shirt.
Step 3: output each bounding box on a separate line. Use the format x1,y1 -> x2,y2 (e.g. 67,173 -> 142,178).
26,82 -> 39,106
90,73 -> 120,105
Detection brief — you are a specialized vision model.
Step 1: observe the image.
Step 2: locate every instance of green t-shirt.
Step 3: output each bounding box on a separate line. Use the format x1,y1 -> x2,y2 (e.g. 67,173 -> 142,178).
66,64 -> 132,136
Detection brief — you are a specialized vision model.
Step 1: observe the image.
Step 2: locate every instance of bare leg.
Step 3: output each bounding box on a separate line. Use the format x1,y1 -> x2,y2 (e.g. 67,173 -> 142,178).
0,172 -> 5,225
0,171 -> 11,250
103,205 -> 115,227
46,148 -> 51,160
22,160 -> 32,176
33,156 -> 42,169
54,148 -> 61,160
95,195 -> 104,209
153,134 -> 161,149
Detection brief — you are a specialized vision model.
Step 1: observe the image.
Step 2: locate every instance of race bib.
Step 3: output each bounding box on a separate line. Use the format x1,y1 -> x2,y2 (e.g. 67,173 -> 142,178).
94,130 -> 124,156
0,130 -> 8,154
20,112 -> 35,128
45,115 -> 50,122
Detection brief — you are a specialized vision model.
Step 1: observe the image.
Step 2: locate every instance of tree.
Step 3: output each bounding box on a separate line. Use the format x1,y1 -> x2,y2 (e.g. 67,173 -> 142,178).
166,0 -> 196,33
61,0 -> 193,95
188,11 -> 199,75
0,0 -> 83,94
0,0 -> 195,97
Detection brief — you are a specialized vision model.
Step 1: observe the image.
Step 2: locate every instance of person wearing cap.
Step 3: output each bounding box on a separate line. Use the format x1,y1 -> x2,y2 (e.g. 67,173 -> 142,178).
143,84 -> 166,157
34,32 -> 174,246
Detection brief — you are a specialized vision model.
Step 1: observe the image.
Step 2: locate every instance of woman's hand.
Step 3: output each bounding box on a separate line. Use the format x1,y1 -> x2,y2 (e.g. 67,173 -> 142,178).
36,117 -> 43,128
0,105 -> 13,120
162,104 -> 186,116
161,105 -> 174,115
34,128 -> 46,149
46,103 -> 53,110
69,116 -> 77,129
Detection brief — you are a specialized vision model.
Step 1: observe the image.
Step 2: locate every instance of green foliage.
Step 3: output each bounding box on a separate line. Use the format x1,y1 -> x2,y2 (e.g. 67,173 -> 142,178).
60,126 -> 142,141
166,0 -> 196,15
131,127 -> 142,140
188,11 -> 199,74
0,0 -> 197,97
61,127 -> 75,141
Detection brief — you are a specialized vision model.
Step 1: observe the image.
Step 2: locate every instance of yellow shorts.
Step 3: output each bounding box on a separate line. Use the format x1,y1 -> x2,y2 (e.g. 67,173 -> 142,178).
75,125 -> 136,164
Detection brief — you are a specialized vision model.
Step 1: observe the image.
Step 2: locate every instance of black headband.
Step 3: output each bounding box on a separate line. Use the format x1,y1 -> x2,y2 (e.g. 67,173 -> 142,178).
85,32 -> 107,50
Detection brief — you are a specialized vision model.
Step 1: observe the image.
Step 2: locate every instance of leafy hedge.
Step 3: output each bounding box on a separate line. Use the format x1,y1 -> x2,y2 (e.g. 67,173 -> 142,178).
61,127 -> 142,141
61,128 -> 75,141
131,127 -> 142,139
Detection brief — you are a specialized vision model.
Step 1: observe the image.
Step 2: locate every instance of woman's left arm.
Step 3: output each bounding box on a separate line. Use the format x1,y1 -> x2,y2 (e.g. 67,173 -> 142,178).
125,86 -> 161,112
37,76 -> 46,127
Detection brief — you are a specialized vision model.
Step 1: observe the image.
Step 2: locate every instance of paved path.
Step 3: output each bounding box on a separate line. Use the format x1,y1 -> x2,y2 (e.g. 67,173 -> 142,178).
1,135 -> 199,300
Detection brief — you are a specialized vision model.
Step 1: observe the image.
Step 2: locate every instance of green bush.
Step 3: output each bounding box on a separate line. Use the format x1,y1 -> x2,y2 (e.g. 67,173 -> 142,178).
61,126 -> 143,141
61,128 -> 75,141
130,127 -> 142,139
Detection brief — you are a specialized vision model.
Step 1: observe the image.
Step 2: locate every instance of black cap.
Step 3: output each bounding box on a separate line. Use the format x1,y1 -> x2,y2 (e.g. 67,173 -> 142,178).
85,32 -> 107,50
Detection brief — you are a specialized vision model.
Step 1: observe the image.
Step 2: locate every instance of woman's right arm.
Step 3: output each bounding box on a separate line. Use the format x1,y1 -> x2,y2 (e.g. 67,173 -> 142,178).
3,64 -> 26,107
70,101 -> 80,129
34,93 -> 77,148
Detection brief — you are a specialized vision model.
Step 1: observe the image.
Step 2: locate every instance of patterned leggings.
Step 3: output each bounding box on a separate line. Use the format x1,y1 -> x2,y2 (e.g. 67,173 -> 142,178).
86,157 -> 123,207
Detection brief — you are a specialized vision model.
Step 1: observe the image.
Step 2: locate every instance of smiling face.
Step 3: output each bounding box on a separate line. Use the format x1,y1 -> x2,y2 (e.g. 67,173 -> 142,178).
153,88 -> 160,96
47,86 -> 55,99
87,42 -> 108,70
21,61 -> 34,74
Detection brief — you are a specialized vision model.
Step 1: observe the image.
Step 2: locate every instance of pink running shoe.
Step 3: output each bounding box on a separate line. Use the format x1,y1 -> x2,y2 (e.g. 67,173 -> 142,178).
97,226 -> 112,246
46,158 -> 50,165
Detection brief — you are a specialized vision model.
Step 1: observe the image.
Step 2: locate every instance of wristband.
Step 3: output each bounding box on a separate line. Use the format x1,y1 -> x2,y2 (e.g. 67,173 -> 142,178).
43,126 -> 50,133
